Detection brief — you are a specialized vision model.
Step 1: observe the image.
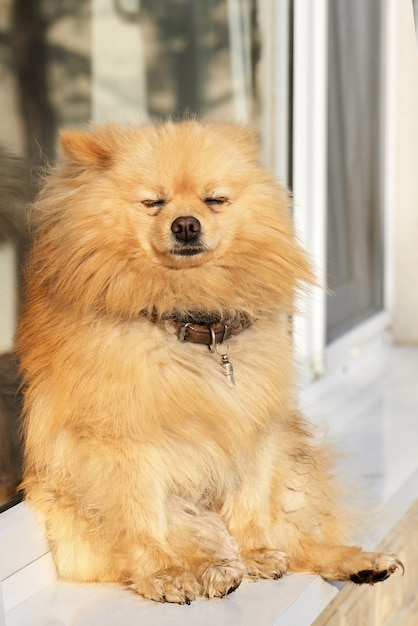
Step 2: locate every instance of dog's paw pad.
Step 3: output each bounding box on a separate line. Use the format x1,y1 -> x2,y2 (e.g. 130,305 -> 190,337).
200,559 -> 245,598
350,568 -> 389,584
244,548 -> 289,580
132,567 -> 200,604
350,554 -> 404,585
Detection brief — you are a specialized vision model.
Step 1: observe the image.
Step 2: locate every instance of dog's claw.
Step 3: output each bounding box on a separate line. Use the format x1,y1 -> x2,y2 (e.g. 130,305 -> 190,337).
226,582 -> 240,595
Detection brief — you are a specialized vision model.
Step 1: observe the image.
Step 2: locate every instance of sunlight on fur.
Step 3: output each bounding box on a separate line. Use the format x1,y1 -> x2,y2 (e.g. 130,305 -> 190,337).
16,120 -> 403,604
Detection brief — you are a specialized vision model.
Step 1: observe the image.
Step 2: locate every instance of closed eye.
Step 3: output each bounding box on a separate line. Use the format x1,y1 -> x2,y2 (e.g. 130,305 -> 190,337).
142,199 -> 166,208
204,197 -> 228,206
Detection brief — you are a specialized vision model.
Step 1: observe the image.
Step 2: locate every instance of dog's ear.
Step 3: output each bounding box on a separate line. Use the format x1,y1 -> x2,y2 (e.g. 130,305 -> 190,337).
59,128 -> 113,166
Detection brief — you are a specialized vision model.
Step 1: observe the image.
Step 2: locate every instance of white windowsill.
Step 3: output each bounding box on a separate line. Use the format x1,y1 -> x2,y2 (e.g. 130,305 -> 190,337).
2,334 -> 418,626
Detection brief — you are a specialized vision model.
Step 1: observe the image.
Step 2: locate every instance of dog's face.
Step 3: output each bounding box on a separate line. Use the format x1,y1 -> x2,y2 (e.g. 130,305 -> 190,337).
133,179 -> 235,268
59,121 -> 265,271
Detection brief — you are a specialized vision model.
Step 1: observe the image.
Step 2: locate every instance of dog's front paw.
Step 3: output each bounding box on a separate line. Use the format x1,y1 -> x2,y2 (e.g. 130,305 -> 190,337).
132,567 -> 200,604
199,559 -> 246,598
350,553 -> 404,585
243,548 -> 289,580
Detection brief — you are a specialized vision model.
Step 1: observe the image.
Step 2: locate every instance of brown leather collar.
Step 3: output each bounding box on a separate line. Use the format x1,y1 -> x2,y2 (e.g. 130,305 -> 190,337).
149,311 -> 252,347
173,320 -> 244,346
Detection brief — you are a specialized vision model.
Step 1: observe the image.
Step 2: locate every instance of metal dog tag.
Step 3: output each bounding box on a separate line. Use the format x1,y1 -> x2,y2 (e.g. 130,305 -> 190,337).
220,353 -> 235,385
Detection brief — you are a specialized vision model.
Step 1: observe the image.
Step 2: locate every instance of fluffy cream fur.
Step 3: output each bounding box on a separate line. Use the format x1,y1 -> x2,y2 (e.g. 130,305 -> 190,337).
17,121 -> 402,604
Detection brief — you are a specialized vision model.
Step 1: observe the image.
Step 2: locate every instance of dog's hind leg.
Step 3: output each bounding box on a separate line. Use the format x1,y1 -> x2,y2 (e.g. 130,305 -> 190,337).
220,425 -> 403,586
287,539 -> 403,583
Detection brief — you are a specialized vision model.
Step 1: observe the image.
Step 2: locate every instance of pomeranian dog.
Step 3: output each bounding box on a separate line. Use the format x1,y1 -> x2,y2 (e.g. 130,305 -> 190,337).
17,121 -> 402,604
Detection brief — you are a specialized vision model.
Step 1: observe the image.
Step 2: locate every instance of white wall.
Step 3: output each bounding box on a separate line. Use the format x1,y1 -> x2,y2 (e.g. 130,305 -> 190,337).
392,0 -> 418,343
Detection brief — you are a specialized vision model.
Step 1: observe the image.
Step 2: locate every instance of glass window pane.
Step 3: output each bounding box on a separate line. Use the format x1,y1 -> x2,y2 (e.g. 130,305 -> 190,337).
0,353 -> 22,512
326,0 -> 384,342
92,0 -> 260,124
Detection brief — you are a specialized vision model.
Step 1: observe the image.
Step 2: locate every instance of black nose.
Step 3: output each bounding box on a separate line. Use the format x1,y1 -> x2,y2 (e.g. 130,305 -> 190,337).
171,216 -> 201,243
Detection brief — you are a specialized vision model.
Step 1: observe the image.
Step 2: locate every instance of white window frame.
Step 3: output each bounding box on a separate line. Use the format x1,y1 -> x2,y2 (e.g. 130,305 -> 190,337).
291,0 -> 397,381
291,0 -> 328,379
0,0 -> 399,619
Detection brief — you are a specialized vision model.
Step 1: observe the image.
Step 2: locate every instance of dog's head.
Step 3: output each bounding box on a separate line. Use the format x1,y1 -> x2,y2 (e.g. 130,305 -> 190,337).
58,121 -> 265,268
28,121 -> 313,319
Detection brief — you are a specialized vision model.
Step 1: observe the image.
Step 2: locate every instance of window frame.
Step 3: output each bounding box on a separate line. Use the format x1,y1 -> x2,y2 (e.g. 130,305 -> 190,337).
291,0 -> 328,379
291,0 -> 396,380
